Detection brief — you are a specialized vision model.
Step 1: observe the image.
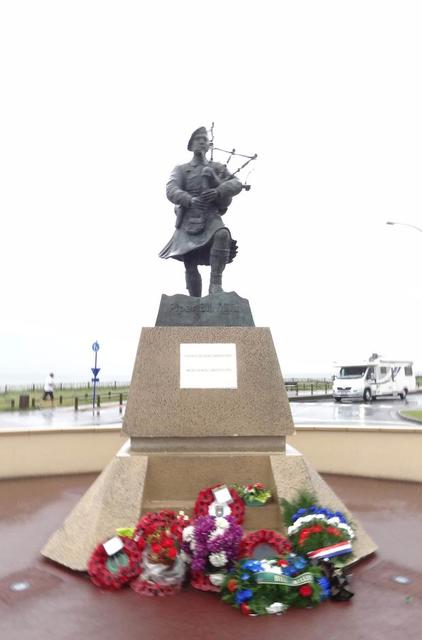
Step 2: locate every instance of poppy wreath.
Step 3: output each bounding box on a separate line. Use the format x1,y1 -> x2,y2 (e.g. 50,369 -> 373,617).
87,536 -> 144,590
193,485 -> 245,525
190,571 -> 221,593
131,510 -> 190,596
238,529 -> 292,559
130,577 -> 183,597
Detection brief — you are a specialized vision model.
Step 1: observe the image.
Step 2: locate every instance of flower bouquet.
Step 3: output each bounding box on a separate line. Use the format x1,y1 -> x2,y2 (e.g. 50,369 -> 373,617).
130,510 -> 190,596
232,483 -> 272,507
182,514 -> 243,592
281,492 -> 355,564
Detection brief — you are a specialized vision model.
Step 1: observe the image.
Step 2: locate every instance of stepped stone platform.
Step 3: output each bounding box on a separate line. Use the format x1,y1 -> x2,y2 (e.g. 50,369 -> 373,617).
42,441 -> 376,571
42,313 -> 377,571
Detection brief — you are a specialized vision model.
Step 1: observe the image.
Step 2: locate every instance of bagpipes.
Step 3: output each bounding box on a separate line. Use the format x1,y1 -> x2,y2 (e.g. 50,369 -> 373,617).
208,121 -> 258,191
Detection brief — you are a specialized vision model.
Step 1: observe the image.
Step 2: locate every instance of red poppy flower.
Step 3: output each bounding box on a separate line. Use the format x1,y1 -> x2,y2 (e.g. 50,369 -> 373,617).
151,542 -> 162,554
160,537 -> 174,549
167,547 -> 177,560
240,603 -> 251,615
227,579 -> 238,592
309,525 -> 321,534
326,526 -> 341,536
299,585 -> 313,598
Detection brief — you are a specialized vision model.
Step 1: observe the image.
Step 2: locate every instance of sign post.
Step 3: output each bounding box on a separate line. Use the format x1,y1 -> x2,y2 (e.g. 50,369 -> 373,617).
91,341 -> 101,412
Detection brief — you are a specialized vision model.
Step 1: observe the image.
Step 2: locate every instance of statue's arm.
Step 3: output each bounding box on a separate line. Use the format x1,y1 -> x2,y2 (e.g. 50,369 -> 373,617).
166,166 -> 192,209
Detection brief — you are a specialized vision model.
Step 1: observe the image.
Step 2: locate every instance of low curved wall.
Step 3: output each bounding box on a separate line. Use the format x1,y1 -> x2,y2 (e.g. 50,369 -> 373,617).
0,423 -> 421,482
288,425 -> 422,482
0,426 -> 123,478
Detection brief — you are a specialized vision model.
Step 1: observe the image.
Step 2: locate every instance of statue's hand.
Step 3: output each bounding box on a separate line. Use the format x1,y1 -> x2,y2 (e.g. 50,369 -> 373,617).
191,196 -> 207,210
201,188 -> 218,203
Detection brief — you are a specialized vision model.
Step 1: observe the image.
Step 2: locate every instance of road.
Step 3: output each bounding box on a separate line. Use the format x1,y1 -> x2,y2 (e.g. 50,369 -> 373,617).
291,393 -> 422,427
1,393 -> 421,430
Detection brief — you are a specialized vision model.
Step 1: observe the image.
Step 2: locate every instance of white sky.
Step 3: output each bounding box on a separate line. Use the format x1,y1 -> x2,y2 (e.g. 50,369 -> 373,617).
1,1 -> 422,384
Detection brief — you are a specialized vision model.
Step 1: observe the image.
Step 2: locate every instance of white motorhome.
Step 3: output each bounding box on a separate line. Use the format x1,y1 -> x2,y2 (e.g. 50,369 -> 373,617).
332,356 -> 416,402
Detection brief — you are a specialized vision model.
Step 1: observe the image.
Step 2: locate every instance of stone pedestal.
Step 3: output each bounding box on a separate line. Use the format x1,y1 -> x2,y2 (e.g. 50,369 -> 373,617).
123,326 -> 294,452
42,322 -> 377,571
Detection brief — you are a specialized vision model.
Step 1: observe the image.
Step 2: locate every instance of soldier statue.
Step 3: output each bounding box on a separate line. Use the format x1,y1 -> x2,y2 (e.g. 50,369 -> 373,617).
159,126 -> 243,297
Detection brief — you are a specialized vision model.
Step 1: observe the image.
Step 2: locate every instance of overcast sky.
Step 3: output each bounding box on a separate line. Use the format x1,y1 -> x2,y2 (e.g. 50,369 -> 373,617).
1,1 -> 421,384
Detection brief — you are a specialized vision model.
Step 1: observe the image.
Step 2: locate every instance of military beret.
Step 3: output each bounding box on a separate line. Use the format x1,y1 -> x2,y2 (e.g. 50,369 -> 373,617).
187,126 -> 208,151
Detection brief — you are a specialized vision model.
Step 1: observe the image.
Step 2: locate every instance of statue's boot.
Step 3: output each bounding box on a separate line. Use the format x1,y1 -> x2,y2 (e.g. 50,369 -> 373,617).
185,267 -> 202,297
209,248 -> 230,294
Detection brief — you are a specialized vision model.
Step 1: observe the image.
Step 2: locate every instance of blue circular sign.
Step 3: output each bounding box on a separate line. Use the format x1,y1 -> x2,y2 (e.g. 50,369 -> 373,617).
92,341 -> 100,352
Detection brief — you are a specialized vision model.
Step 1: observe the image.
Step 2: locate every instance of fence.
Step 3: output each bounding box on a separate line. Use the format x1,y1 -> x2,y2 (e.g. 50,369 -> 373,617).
0,380 -> 130,394
4,389 -> 129,411
284,379 -> 332,396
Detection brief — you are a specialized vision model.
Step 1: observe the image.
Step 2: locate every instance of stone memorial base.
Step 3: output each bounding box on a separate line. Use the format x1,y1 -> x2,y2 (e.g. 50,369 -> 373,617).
42,308 -> 377,571
42,441 -> 377,571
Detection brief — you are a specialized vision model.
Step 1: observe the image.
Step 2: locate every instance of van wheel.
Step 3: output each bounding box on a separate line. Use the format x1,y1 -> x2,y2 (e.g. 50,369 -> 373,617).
363,388 -> 372,402
399,389 -> 407,400
334,397 -> 342,403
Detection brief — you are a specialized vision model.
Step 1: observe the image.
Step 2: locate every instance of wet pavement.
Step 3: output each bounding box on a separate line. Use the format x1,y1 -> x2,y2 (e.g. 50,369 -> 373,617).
0,404 -> 125,430
291,393 -> 422,428
0,473 -> 421,640
1,393 -> 421,430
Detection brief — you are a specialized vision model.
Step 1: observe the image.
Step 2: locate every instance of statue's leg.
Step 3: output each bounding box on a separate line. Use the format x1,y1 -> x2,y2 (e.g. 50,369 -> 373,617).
209,229 -> 231,294
184,257 -> 202,297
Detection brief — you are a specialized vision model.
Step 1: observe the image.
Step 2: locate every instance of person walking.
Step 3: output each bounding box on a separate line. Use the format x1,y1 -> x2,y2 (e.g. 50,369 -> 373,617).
42,372 -> 55,406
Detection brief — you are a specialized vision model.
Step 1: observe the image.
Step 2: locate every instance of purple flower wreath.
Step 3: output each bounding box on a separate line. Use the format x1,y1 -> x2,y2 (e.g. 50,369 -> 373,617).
182,514 -> 243,574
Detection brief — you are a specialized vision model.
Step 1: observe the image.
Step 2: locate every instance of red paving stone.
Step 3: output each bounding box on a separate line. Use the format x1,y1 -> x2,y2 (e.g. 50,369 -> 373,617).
0,473 -> 421,640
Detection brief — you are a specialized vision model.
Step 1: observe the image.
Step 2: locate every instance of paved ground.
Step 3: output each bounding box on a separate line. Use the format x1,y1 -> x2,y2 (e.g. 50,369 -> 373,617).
291,393 -> 422,428
0,473 -> 421,640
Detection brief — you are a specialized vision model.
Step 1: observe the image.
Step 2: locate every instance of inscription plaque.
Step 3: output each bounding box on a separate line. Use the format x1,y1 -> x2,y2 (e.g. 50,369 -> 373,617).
180,343 -> 237,389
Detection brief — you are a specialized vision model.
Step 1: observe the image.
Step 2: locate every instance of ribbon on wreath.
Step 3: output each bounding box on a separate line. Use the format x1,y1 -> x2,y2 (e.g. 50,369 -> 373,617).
307,541 -> 352,560
256,571 -> 315,587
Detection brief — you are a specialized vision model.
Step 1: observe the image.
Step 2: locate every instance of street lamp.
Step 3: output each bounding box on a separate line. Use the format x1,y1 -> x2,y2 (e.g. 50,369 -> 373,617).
386,221 -> 422,233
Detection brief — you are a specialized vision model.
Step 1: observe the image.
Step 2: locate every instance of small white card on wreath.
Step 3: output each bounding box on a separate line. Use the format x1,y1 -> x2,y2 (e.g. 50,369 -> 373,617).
103,536 -> 124,556
212,485 -> 233,505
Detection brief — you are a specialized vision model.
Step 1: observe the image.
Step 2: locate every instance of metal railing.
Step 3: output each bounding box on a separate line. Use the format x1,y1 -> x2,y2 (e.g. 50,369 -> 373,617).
0,380 -> 130,394
6,390 -> 129,411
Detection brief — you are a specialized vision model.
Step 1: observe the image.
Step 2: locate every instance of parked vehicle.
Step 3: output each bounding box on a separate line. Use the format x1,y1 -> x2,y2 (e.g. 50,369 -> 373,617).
332,355 -> 416,402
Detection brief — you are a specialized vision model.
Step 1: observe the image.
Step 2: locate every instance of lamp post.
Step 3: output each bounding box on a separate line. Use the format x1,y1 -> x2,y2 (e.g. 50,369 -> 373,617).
386,221 -> 421,390
386,221 -> 422,233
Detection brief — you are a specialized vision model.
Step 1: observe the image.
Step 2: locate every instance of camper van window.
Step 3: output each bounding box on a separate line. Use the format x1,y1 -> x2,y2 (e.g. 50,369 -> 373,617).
339,366 -> 367,378
392,367 -> 401,380
366,367 -> 375,380
405,365 -> 413,376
